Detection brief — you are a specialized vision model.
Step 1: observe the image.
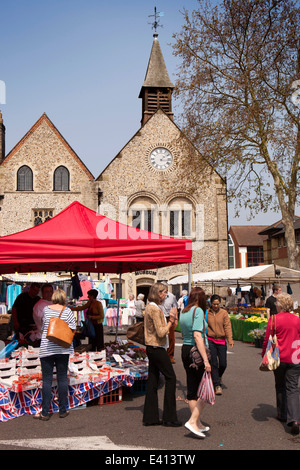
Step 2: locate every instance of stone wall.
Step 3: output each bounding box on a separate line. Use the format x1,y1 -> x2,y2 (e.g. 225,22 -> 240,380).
97,110 -> 228,297
0,115 -> 97,236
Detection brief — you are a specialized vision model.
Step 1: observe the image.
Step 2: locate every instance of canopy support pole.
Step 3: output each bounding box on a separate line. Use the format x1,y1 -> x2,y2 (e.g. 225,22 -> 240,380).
188,263 -> 192,292
115,267 -> 122,341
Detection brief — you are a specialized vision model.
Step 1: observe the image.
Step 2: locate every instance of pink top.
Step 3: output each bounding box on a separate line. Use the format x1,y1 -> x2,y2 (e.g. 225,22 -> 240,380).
207,336 -> 226,345
262,312 -> 300,363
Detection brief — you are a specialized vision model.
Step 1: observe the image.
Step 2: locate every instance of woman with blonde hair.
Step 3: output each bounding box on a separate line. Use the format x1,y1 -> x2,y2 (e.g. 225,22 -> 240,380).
35,289 -> 76,421
262,293 -> 300,434
143,282 -> 180,427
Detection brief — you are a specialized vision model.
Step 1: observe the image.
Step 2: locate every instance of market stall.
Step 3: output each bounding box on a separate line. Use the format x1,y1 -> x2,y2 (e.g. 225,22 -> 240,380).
168,264 -> 300,290
228,307 -> 268,342
170,265 -> 300,345
0,201 -> 192,420
0,339 -> 150,421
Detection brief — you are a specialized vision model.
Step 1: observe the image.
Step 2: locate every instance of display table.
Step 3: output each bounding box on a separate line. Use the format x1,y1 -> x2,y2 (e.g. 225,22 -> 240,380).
0,374 -> 133,422
0,339 -> 150,422
0,346 -> 135,422
229,316 -> 267,342
229,317 -> 245,341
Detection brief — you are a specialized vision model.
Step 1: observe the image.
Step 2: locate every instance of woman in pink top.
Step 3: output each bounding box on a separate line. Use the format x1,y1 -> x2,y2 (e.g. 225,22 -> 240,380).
262,293 -> 300,434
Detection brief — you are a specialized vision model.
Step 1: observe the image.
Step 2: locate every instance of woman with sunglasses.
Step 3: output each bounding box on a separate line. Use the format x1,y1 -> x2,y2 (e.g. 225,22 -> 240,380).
142,282 -> 181,427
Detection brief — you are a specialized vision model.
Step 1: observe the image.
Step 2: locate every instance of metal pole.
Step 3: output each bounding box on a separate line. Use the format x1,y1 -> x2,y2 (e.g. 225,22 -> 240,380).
188,263 -> 192,292
115,268 -> 122,341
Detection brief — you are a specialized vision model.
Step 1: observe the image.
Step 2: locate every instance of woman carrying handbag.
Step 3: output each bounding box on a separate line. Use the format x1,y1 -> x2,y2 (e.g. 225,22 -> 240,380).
261,293 -> 300,434
180,287 -> 211,438
35,289 -> 76,421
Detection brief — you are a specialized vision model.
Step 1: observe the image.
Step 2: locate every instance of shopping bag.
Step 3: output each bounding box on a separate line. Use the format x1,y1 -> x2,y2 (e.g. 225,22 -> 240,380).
46,307 -> 75,348
0,335 -> 18,359
197,371 -> 215,405
81,318 -> 96,338
126,321 -> 145,345
259,316 -> 280,371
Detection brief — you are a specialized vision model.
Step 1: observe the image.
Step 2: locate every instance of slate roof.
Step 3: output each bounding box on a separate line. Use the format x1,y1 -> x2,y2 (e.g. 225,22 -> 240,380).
139,35 -> 174,97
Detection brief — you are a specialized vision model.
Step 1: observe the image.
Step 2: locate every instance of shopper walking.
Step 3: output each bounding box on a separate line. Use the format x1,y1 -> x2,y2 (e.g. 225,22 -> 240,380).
180,287 -> 211,438
207,294 -> 234,395
262,293 -> 300,434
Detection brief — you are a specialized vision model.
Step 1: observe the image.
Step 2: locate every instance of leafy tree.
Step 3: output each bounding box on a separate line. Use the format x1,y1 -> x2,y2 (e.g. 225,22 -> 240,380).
173,0 -> 300,268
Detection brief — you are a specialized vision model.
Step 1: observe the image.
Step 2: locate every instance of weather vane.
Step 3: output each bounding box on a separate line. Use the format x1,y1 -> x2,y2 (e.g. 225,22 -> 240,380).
148,7 -> 164,36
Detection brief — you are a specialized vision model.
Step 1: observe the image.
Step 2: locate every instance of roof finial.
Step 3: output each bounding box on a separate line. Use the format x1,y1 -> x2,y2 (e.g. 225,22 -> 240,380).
148,6 -> 164,37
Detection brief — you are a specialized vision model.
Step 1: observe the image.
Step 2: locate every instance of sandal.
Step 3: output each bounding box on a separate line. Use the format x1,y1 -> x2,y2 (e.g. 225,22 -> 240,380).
33,413 -> 50,421
59,411 -> 70,418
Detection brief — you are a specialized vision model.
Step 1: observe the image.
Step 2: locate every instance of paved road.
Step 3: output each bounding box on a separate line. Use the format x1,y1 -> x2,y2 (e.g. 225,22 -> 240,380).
1,332 -> 300,453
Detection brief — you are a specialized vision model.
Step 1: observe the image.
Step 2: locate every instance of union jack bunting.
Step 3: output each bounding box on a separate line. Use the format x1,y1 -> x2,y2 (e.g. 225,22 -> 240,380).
0,374 -> 134,422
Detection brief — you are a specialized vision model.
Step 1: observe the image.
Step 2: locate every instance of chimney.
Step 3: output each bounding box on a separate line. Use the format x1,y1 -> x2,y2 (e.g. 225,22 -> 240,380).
0,110 -> 5,162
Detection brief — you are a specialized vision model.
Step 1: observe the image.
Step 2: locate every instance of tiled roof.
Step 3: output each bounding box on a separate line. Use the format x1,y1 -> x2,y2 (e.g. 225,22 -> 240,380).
229,225 -> 268,246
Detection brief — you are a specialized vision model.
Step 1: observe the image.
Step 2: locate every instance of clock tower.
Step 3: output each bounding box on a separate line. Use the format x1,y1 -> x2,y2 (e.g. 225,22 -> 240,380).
139,32 -> 174,126
96,27 -> 229,299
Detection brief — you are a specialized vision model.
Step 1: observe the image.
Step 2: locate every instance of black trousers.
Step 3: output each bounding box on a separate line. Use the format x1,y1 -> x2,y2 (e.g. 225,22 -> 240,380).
143,346 -> 178,424
181,344 -> 205,400
208,339 -> 227,387
273,362 -> 300,424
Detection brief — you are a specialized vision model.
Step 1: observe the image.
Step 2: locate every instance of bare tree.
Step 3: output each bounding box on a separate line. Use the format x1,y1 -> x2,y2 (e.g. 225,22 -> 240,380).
173,0 -> 300,268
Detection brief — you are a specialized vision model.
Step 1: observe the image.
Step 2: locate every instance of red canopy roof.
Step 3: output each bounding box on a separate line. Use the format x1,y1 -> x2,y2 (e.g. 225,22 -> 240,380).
0,201 -> 192,275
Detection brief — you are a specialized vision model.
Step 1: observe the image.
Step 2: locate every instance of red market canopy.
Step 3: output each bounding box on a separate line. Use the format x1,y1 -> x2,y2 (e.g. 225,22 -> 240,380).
0,201 -> 192,275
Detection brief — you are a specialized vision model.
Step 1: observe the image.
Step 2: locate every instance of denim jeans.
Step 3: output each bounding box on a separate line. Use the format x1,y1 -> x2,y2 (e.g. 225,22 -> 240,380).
40,354 -> 69,416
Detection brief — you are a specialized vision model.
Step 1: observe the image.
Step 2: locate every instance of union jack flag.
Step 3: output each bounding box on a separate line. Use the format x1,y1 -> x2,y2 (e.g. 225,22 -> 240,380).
0,374 -> 134,422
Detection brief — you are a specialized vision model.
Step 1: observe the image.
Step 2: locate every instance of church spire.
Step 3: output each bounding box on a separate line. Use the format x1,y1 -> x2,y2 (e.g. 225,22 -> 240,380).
139,10 -> 174,126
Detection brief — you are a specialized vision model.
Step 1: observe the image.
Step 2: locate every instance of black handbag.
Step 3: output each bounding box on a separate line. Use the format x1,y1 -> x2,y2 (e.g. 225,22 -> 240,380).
189,307 -> 211,369
81,318 -> 96,338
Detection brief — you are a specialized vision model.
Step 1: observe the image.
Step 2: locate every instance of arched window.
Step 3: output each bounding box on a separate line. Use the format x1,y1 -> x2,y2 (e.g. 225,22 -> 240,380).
53,166 -> 70,191
128,196 -> 158,234
17,165 -> 33,191
168,197 -> 194,238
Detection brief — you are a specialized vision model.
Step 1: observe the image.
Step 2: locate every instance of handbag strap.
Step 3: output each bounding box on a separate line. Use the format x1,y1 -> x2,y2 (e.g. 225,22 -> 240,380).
192,306 -> 205,334
270,314 -> 276,335
58,306 -> 65,319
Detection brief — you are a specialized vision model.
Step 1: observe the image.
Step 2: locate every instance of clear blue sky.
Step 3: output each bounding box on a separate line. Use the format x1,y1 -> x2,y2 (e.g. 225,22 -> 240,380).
1,0 -> 281,226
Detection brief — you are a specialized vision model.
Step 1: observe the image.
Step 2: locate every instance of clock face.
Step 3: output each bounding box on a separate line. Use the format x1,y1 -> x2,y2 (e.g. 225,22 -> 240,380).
149,147 -> 173,170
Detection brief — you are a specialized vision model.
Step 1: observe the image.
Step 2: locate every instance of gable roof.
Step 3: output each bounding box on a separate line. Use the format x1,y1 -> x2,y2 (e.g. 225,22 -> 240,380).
139,35 -> 174,97
96,108 -> 226,184
229,225 -> 268,246
2,113 -> 94,181
258,216 -> 300,237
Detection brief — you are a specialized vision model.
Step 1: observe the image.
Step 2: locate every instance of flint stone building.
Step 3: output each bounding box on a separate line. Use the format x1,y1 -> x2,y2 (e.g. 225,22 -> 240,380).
0,34 -> 228,299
